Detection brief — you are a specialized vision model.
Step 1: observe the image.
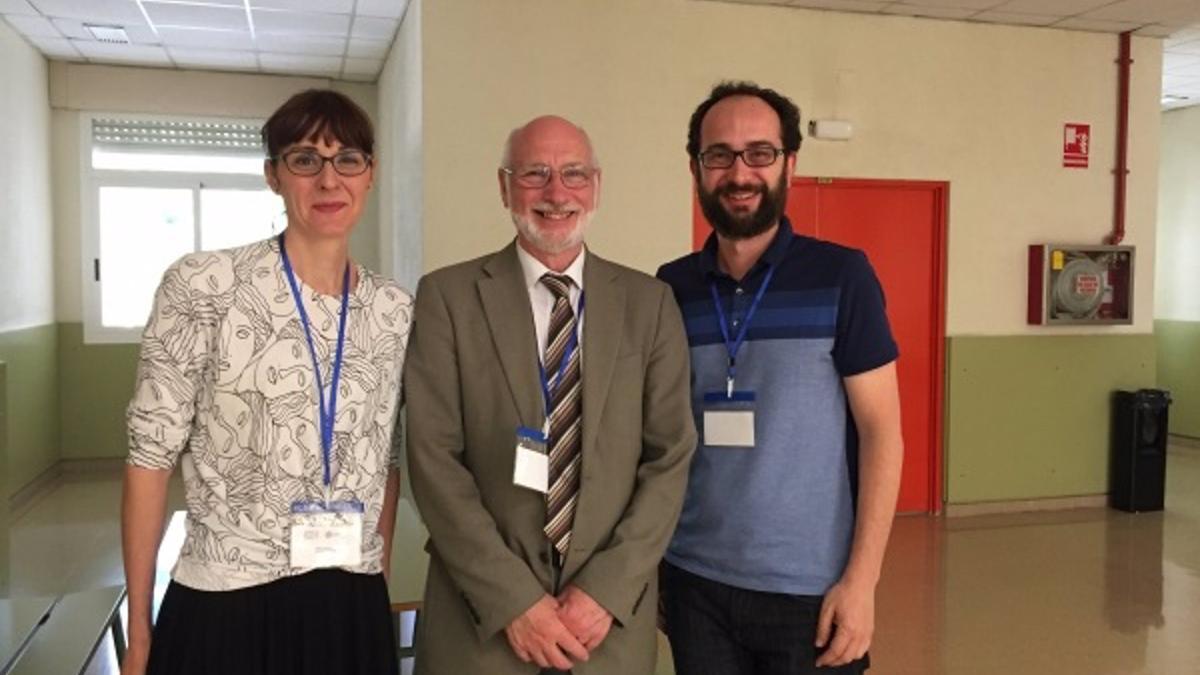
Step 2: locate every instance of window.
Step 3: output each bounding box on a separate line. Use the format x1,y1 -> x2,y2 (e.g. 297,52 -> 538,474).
82,114 -> 284,343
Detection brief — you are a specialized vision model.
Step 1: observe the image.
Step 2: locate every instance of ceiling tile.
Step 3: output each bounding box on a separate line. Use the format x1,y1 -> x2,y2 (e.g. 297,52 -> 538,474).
881,5 -> 975,20
142,1 -> 249,31
4,14 -> 62,37
255,32 -> 345,56
350,15 -> 397,39
1137,24 -> 1185,38
156,26 -> 253,49
168,46 -> 258,70
28,0 -> 146,23
892,0 -> 1001,9
971,11 -> 1057,26
991,0 -> 1111,16
1166,26 -> 1200,45
1080,0 -> 1200,25
258,52 -> 341,75
52,17 -> 158,43
785,1 -> 890,12
356,0 -> 409,19
73,39 -> 172,64
252,0 -> 354,12
1051,17 -> 1142,33
28,34 -> 81,58
253,9 -> 350,36
346,38 -> 389,58
0,0 -> 38,15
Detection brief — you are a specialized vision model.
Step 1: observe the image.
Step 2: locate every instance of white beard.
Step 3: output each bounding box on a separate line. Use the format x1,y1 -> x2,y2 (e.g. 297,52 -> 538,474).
511,207 -> 592,255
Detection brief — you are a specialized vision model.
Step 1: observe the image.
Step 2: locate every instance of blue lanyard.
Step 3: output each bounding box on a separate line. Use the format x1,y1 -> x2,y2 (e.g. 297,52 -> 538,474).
278,232 -> 350,487
710,265 -> 776,398
538,291 -> 586,417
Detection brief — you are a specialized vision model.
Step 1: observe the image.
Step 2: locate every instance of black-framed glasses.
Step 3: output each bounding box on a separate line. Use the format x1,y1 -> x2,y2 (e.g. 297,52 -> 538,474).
697,146 -> 785,170
275,149 -> 372,177
501,163 -> 596,189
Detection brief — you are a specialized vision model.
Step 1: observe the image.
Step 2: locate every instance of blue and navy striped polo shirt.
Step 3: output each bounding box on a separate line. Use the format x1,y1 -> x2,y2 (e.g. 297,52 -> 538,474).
656,218 -> 898,596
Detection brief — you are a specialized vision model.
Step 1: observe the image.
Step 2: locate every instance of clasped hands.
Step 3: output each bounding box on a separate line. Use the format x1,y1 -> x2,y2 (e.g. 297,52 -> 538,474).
504,585 -> 613,670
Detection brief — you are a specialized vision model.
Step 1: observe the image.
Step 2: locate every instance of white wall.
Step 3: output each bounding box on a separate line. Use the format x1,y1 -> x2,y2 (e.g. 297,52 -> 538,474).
1156,105 -> 1200,322
49,63 -> 381,322
420,0 -> 1162,336
0,22 -> 54,331
378,0 -> 423,292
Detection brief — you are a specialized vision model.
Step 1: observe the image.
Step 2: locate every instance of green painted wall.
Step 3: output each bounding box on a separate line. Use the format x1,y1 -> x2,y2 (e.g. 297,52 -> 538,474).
945,334 -> 1156,504
0,324 -> 60,498
57,322 -> 140,460
1155,320 -> 1200,439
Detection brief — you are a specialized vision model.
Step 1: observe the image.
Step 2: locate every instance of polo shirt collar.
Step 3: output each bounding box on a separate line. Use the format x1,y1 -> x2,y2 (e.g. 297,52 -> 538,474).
699,217 -> 795,280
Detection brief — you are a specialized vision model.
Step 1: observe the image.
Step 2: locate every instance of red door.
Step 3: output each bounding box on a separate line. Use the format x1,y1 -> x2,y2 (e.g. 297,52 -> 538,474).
693,178 -> 948,513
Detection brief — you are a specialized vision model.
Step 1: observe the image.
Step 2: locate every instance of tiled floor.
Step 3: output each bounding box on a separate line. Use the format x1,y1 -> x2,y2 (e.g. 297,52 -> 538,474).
4,446 -> 1199,674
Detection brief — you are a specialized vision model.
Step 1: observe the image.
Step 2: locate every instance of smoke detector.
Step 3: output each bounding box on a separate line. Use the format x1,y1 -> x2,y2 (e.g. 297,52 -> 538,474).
84,24 -> 131,44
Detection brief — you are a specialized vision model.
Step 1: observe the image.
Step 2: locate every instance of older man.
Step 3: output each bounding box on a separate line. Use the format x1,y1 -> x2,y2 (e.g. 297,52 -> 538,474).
405,115 -> 696,674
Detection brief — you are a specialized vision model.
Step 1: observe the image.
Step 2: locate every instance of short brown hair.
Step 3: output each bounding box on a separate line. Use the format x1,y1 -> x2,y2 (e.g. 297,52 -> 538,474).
687,81 -> 802,158
261,89 -> 375,158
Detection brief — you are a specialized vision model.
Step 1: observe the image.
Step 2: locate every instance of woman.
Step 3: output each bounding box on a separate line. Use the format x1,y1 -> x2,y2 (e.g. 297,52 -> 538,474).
121,89 -> 411,675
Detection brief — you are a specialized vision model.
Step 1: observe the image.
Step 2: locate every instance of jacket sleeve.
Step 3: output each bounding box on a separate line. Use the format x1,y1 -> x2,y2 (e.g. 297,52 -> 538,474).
404,275 -> 547,640
569,282 -> 697,626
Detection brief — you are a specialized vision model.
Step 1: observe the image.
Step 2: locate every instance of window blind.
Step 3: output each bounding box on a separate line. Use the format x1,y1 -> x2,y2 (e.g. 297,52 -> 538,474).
92,118 -> 263,155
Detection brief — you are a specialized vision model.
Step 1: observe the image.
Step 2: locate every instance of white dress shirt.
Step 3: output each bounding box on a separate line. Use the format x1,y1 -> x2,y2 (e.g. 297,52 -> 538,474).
515,242 -> 586,364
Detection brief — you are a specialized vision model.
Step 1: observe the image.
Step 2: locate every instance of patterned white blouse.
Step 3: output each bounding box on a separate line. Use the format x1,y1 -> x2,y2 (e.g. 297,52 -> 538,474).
127,235 -> 413,591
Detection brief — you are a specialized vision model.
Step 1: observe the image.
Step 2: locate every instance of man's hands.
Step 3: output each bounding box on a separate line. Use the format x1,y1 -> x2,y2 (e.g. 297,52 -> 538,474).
814,575 -> 875,668
556,584 -> 614,651
505,595 -> 589,670
505,586 -> 614,668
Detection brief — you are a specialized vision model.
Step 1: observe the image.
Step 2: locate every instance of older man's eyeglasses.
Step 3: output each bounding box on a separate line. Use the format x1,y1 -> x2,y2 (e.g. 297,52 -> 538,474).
275,149 -> 372,177
501,164 -> 596,189
697,146 -> 785,170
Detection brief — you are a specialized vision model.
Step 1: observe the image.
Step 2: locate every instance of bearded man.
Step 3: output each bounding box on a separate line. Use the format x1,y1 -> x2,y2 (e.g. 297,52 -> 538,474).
405,115 -> 696,675
656,82 -> 905,675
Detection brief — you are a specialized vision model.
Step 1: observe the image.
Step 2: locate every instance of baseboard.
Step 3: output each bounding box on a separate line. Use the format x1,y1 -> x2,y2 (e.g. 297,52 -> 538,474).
60,458 -> 126,474
944,494 -> 1108,517
8,463 -> 63,518
8,459 -> 125,517
1169,434 -> 1200,451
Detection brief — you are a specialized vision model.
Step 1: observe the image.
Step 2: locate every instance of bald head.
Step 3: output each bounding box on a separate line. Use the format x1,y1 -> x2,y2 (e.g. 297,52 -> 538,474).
501,115 -> 598,168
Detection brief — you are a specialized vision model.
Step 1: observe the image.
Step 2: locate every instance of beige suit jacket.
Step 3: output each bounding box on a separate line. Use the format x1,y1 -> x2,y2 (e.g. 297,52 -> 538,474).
405,241 -> 696,674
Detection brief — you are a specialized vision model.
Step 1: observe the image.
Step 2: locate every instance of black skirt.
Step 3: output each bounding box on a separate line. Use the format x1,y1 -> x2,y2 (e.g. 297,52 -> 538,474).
147,569 -> 399,675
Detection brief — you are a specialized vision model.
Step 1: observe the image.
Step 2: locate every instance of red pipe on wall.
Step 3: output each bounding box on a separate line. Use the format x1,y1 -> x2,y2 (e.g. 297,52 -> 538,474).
1109,31 -> 1132,245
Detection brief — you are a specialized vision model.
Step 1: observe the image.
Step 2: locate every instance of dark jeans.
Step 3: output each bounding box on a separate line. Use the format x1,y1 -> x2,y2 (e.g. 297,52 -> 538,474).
662,561 -> 869,675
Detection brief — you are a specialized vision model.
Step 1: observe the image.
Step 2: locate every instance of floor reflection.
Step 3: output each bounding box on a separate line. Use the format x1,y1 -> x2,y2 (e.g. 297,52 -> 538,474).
3,446 -> 1199,674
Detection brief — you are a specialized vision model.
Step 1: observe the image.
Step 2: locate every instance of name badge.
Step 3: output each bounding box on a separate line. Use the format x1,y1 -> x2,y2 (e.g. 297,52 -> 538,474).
702,391 -> 756,448
513,426 -> 549,493
289,500 -> 364,568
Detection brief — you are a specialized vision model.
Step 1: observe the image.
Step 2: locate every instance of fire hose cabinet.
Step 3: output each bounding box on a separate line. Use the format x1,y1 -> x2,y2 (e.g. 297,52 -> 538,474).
1028,245 -> 1134,325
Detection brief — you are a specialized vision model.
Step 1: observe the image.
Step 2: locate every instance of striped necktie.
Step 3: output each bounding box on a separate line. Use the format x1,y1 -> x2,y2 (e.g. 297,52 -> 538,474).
540,273 -> 582,558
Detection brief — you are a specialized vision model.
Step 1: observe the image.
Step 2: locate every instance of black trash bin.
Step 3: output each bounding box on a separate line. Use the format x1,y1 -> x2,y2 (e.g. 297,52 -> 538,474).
1110,389 -> 1171,513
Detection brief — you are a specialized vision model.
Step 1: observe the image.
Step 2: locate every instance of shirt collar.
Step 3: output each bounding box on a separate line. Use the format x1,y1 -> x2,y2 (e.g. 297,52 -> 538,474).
698,217 -> 795,280
516,240 -> 586,292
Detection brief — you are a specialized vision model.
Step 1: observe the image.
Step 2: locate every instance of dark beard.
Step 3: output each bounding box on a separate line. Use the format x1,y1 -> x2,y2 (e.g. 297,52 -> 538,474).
697,170 -> 788,241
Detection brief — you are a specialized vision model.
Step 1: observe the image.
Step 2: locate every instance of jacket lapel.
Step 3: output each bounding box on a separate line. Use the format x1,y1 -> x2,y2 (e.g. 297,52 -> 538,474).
580,252 -> 623,460
562,252 -> 623,578
478,242 -> 544,429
